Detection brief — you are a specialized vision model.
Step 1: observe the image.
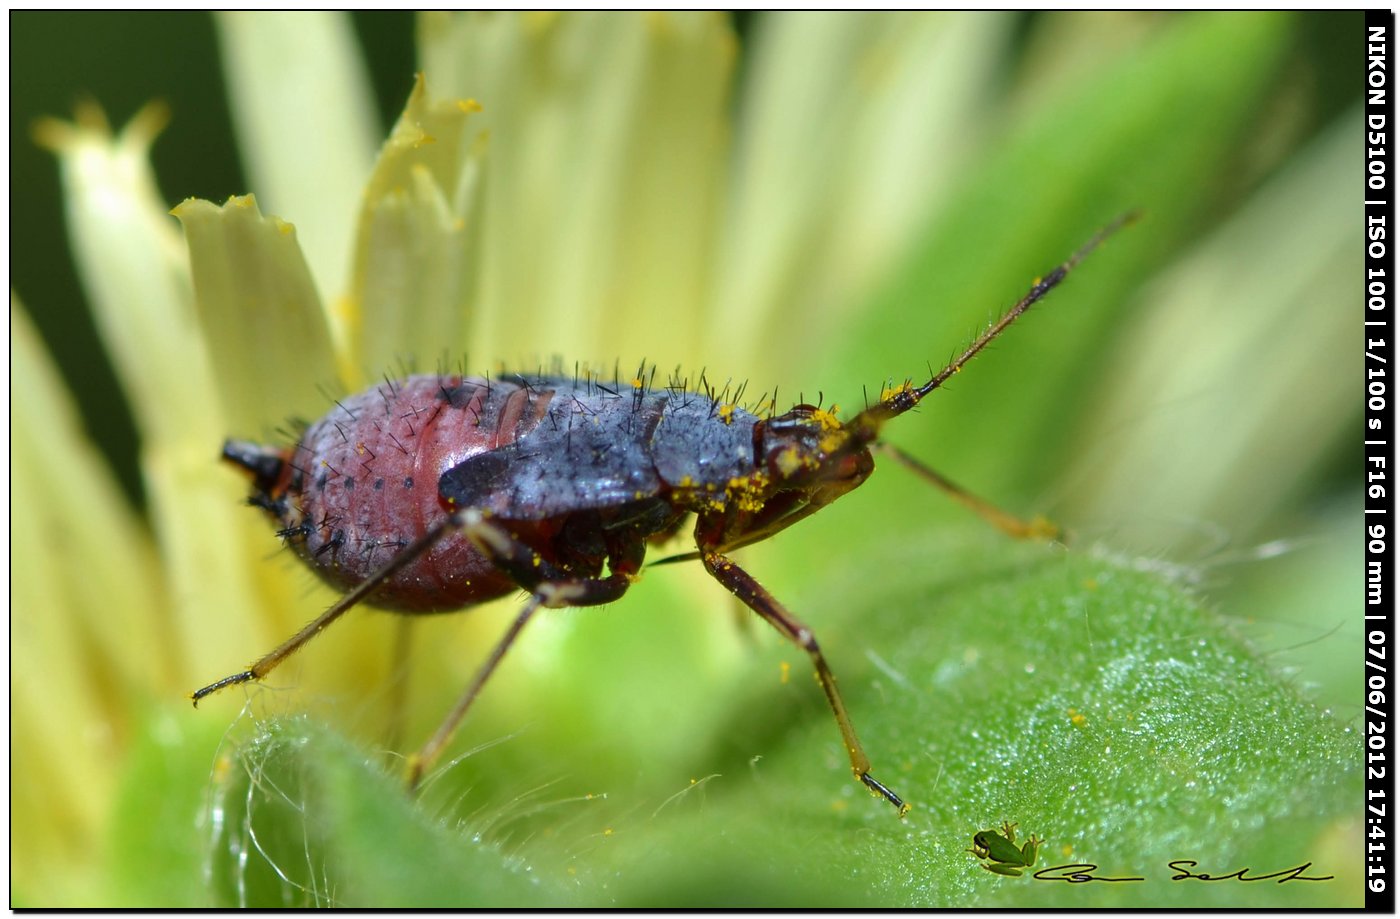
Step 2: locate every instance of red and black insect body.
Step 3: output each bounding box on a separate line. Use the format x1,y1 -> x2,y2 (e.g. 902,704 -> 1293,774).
195,214 -> 1136,816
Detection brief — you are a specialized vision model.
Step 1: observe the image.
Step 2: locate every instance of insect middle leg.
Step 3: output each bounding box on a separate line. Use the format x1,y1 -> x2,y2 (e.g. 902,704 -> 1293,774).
405,511 -> 645,790
700,549 -> 910,816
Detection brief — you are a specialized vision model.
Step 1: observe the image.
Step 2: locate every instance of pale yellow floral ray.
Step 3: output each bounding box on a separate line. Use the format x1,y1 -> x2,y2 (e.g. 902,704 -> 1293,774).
418,11 -> 734,372
349,75 -> 489,376
214,10 -> 380,315
12,297 -> 165,904
33,101 -> 217,450
173,194 -> 340,429
34,103 -> 287,682
709,13 -> 1012,381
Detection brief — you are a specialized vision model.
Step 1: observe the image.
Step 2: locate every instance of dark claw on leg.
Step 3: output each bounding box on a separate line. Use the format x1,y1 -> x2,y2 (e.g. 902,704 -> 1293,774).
861,771 -> 911,818
190,670 -> 256,707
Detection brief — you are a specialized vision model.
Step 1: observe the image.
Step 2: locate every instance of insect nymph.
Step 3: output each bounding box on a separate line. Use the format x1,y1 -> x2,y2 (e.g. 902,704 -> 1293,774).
194,215 -> 1134,816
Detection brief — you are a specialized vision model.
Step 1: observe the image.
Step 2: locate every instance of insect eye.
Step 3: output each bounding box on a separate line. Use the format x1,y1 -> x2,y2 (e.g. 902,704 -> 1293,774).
835,451 -> 874,482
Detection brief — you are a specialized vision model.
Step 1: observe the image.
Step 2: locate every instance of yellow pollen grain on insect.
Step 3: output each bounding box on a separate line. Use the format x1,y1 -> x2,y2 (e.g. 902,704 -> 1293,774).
718,403 -> 736,425
775,446 -> 805,477
880,381 -> 915,402
631,378 -> 643,388
725,472 -> 769,513
810,406 -> 842,432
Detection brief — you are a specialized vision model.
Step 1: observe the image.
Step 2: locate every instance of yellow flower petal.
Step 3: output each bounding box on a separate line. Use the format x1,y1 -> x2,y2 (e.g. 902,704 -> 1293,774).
37,103 -> 287,684
214,11 -> 380,303
34,101 -> 219,451
173,194 -> 340,428
11,296 -> 164,903
349,74 -> 488,375
418,11 -> 734,368
709,13 -> 1012,375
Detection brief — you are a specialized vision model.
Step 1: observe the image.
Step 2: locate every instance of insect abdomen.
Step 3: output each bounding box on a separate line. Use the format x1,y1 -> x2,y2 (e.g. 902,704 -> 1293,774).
274,375 -> 555,610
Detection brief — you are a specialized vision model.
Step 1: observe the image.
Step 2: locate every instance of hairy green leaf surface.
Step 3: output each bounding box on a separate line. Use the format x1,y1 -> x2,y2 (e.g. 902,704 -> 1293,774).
140,536 -> 1357,907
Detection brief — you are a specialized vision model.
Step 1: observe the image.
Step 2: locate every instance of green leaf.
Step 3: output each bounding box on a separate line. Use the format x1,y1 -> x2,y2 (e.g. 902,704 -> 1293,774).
188,534 -> 1360,907
196,715 -> 568,907
107,707 -> 226,907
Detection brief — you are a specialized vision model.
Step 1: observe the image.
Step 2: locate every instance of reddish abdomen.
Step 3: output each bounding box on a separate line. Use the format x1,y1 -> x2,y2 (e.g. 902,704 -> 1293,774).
282,375 -> 557,611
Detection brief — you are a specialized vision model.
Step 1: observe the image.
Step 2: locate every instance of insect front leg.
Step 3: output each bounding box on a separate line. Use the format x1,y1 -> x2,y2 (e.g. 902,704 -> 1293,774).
876,442 -> 1062,541
699,547 -> 910,817
406,511 -> 646,790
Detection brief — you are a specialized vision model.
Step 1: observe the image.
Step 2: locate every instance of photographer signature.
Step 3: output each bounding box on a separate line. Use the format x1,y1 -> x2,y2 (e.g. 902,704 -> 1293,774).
965,824 -> 1333,884
1027,861 -> 1334,884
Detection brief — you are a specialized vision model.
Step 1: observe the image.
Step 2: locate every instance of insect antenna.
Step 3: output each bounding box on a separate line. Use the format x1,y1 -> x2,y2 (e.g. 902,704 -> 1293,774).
849,211 -> 1138,439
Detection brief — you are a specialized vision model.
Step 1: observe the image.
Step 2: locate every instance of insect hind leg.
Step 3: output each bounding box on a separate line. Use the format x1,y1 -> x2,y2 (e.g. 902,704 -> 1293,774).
876,442 -> 1062,542
190,513 -> 463,706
